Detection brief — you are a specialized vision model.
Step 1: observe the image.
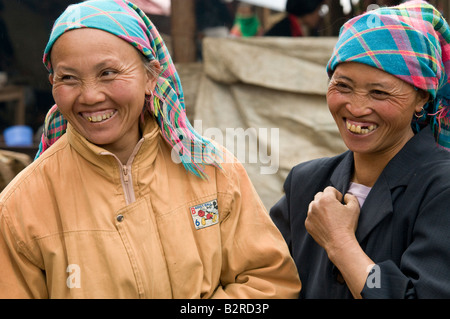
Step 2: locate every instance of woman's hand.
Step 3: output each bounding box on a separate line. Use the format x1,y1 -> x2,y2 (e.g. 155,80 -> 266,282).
305,186 -> 360,253
305,186 -> 374,298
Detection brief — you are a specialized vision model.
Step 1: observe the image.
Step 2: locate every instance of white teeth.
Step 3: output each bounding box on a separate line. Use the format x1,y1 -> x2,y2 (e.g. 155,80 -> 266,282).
87,111 -> 115,123
346,120 -> 378,135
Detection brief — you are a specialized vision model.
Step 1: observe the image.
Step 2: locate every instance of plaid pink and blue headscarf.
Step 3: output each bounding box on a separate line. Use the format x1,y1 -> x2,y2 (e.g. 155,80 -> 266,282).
327,0 -> 450,150
36,0 -> 221,179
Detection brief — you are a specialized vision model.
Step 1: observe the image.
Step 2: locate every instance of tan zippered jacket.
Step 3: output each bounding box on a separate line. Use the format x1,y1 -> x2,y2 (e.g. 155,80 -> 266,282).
0,117 -> 301,298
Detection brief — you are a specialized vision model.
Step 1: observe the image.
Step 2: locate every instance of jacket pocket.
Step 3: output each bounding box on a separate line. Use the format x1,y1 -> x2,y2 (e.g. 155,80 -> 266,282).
153,195 -> 222,298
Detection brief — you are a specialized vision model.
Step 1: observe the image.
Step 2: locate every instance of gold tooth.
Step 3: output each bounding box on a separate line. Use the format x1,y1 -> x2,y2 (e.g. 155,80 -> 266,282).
87,111 -> 115,123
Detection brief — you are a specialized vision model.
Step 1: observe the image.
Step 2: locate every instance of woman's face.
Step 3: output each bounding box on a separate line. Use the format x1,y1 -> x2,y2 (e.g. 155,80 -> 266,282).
327,62 -> 429,156
49,28 -> 156,152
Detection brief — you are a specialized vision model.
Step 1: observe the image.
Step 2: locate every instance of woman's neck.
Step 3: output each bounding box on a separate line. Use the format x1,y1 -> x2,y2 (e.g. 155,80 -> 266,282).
352,147 -> 403,187
104,126 -> 142,165
352,130 -> 415,187
352,153 -> 389,187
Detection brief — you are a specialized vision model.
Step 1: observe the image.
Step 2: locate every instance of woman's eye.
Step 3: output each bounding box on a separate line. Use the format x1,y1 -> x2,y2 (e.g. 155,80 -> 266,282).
333,82 -> 352,92
101,70 -> 117,78
371,90 -> 389,99
56,74 -> 78,84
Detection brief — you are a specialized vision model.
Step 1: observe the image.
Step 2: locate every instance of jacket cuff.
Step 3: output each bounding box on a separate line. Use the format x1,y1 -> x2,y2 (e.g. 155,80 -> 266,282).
361,260 -> 415,299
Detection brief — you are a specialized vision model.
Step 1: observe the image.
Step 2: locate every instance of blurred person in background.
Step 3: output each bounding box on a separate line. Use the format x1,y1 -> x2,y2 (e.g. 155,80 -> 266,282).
230,3 -> 264,38
195,0 -> 234,59
265,0 -> 325,37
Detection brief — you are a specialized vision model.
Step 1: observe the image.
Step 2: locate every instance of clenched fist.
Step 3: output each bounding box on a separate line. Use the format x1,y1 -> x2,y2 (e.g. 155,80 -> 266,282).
305,186 -> 360,254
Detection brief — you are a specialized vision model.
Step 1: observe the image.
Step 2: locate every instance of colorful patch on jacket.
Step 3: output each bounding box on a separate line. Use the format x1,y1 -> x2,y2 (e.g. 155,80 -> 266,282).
190,199 -> 219,230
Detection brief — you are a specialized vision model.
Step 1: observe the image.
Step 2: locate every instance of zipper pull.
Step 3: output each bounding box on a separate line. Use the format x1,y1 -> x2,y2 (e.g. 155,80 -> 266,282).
122,165 -> 129,183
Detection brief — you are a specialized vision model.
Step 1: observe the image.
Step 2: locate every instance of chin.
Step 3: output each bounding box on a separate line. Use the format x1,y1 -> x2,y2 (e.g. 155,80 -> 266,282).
84,133 -> 118,147
343,140 -> 374,154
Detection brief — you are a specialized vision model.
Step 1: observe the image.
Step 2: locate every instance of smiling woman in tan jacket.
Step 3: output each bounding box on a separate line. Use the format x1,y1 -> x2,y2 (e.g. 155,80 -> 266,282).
0,0 -> 300,299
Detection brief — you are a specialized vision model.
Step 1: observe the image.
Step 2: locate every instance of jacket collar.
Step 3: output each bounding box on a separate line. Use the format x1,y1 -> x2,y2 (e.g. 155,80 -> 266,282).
329,151 -> 353,195
67,114 -> 161,177
330,126 -> 437,243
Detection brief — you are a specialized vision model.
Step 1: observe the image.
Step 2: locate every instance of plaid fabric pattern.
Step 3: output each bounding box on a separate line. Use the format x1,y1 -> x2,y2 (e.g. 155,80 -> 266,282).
36,104 -> 67,156
327,0 -> 450,150
37,0 -> 221,179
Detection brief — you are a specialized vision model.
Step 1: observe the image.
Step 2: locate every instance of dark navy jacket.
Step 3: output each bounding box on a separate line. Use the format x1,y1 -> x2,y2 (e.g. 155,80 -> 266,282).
270,126 -> 450,298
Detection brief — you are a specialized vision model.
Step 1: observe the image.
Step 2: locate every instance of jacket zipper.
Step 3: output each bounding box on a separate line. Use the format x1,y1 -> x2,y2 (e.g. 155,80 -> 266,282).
121,164 -> 135,205
100,139 -> 145,205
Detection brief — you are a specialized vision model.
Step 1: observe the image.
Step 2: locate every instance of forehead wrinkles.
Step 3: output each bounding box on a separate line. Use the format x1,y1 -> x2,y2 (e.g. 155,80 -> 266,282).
50,28 -> 142,72
332,68 -> 413,93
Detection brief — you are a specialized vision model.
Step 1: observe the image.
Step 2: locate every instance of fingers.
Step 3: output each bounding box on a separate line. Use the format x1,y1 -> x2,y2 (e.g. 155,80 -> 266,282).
313,186 -> 343,202
324,186 -> 343,201
310,187 -> 359,213
344,193 -> 359,208
309,187 -> 342,214
306,187 -> 360,251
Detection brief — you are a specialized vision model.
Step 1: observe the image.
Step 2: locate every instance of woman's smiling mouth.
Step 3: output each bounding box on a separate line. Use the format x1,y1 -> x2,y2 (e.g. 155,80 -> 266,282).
81,110 -> 117,123
345,119 -> 379,135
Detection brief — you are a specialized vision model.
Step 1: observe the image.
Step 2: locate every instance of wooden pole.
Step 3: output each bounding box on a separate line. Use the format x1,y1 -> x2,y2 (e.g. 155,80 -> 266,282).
170,0 -> 197,63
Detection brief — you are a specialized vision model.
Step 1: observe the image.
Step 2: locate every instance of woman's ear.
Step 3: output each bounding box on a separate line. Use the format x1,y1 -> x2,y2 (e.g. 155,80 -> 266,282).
48,74 -> 54,86
415,89 -> 430,113
145,78 -> 157,96
145,60 -> 161,94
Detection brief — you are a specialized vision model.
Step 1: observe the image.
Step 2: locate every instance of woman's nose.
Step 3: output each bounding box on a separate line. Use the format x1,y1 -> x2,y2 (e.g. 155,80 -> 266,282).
78,82 -> 106,105
345,94 -> 373,117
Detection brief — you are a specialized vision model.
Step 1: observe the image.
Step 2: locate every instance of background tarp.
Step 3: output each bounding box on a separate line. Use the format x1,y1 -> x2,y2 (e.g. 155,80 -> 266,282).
193,36 -> 347,209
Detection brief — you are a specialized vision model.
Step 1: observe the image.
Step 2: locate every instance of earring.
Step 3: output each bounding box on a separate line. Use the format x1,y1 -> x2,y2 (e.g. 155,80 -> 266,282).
414,107 -> 425,119
145,92 -> 153,106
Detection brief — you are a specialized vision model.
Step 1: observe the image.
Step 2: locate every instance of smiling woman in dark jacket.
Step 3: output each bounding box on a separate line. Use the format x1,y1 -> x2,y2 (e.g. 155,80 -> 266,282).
270,0 -> 450,299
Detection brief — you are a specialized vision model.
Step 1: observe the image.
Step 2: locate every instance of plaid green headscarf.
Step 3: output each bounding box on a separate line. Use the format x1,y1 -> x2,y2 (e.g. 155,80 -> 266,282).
37,0 -> 221,179
327,0 -> 450,150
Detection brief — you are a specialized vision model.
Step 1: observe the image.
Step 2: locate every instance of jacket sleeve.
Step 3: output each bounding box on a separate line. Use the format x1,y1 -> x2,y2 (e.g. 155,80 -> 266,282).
0,205 -> 48,298
212,162 -> 301,299
361,186 -> 450,299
